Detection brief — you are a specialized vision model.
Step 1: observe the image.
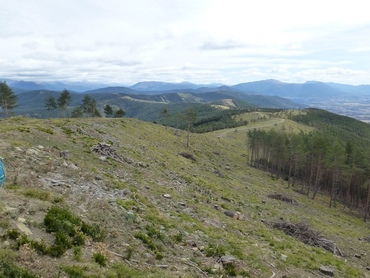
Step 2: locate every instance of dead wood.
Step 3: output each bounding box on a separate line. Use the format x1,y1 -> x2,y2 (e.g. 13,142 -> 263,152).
268,193 -> 297,204
271,222 -> 339,255
91,142 -> 125,163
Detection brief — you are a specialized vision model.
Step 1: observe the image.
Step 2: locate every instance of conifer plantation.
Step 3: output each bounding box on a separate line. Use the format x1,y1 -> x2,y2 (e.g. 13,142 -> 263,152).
248,108 -> 370,220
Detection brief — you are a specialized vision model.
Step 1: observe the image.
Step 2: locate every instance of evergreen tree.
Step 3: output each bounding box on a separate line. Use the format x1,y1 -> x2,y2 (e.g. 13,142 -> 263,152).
103,104 -> 113,118
0,81 -> 17,118
57,89 -> 72,117
81,95 -> 100,117
114,108 -> 126,118
90,98 -> 101,117
82,95 -> 92,115
182,108 -> 197,148
44,95 -> 57,116
71,106 -> 83,118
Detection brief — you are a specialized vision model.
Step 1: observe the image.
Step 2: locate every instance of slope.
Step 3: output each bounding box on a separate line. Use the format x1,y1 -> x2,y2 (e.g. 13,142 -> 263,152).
0,115 -> 369,278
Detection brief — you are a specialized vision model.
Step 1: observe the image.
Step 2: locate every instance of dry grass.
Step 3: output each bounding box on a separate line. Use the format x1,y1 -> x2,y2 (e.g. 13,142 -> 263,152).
0,114 -> 368,277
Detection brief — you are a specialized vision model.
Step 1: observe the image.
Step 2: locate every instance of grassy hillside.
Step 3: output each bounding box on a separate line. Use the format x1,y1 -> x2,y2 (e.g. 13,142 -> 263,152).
0,113 -> 369,277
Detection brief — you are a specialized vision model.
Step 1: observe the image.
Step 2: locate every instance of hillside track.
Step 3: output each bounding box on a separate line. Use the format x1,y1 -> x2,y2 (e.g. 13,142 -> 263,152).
214,118 -> 285,138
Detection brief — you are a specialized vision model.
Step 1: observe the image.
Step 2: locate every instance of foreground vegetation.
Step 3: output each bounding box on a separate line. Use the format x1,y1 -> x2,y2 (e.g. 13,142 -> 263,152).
0,111 -> 369,277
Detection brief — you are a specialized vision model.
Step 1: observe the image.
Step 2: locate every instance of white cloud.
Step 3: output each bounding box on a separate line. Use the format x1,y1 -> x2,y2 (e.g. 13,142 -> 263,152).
0,0 -> 370,85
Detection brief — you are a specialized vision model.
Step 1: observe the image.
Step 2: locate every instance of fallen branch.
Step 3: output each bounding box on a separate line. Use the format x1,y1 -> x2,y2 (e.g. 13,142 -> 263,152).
131,259 -> 169,269
91,142 -> 126,163
268,193 -> 297,204
43,178 -> 72,188
181,260 -> 209,277
108,251 -> 170,269
271,222 -> 340,255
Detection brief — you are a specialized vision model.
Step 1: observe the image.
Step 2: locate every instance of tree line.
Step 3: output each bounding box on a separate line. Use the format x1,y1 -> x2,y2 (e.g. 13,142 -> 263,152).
0,82 -> 125,118
247,128 -> 370,221
44,89 -> 126,118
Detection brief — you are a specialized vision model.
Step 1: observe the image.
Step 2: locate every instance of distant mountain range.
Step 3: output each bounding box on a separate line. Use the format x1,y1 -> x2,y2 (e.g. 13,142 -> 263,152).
4,78 -> 370,121
5,78 -> 370,99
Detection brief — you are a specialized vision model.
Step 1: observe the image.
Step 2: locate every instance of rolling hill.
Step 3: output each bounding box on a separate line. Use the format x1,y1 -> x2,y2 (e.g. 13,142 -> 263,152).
13,88 -> 303,120
0,111 -> 369,277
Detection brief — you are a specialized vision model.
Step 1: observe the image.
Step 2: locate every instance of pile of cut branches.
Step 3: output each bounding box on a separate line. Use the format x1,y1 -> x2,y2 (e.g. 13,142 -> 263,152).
364,235 -> 370,243
272,222 -> 342,255
268,193 -> 297,204
91,142 -> 125,163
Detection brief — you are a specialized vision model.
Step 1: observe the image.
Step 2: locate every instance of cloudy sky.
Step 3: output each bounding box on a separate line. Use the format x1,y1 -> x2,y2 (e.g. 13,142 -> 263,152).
1,0 -> 370,85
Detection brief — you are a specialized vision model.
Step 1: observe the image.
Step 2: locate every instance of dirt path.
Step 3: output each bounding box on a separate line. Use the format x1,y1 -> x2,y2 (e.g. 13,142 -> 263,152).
215,118 -> 285,138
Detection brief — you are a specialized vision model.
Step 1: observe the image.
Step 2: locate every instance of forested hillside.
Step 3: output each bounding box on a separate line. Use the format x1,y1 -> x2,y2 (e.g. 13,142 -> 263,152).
248,108 -> 370,221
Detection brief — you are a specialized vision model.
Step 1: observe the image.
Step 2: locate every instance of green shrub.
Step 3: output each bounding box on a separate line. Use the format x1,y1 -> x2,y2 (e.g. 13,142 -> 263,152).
134,232 -> 163,260
44,206 -> 80,236
73,246 -> 83,261
172,231 -> 184,243
146,225 -> 164,241
36,126 -> 54,134
63,265 -> 84,278
30,239 -> 48,255
55,231 -> 72,249
4,229 -> 21,240
224,263 -> 237,276
93,252 -> 107,267
44,206 -> 106,241
205,243 -> 226,257
48,244 -> 67,258
72,232 -> 85,246
0,259 -> 39,278
22,188 -> 51,201
125,247 -> 134,260
81,222 -> 106,242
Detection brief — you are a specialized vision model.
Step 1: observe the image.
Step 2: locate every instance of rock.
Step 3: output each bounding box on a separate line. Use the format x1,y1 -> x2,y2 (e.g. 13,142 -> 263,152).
99,156 -> 107,161
26,148 -> 39,155
235,211 -> 245,220
220,255 -> 236,266
224,210 -> 235,218
319,266 -> 334,276
224,210 -> 245,220
69,163 -> 79,170
136,161 -> 148,168
59,150 -> 69,160
212,263 -> 222,272
162,194 -> 172,199
17,217 -> 27,223
16,222 -> 32,236
281,254 -> 288,261
186,240 -> 197,247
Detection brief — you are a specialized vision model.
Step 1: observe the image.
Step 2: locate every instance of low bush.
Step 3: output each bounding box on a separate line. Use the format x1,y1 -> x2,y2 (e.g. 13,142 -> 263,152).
93,252 -> 107,267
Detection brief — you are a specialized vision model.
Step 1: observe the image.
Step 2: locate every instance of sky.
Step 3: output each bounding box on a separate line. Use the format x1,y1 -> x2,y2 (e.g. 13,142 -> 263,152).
1,0 -> 370,86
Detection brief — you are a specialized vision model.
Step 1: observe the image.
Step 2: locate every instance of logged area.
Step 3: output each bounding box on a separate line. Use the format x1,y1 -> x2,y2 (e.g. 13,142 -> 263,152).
0,112 -> 369,278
